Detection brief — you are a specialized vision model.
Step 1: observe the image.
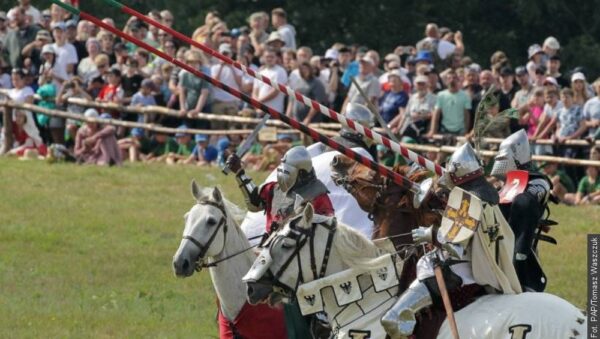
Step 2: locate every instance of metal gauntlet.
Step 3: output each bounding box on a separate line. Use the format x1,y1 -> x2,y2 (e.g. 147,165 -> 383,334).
236,170 -> 264,212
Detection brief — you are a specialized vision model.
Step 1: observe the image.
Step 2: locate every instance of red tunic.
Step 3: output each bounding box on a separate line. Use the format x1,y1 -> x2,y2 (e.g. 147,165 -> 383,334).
259,182 -> 334,233
218,302 -> 287,339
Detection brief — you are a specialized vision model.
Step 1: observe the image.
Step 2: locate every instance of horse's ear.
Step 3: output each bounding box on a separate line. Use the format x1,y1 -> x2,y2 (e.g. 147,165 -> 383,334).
299,203 -> 314,229
212,187 -> 223,203
191,180 -> 203,201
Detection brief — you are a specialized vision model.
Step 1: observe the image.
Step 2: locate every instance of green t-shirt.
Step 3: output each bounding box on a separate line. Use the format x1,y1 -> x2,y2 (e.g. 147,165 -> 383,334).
556,170 -> 576,193
35,83 -> 56,126
149,138 -> 178,156
435,89 -> 471,133
577,176 -> 600,195
179,69 -> 211,110
175,140 -> 195,156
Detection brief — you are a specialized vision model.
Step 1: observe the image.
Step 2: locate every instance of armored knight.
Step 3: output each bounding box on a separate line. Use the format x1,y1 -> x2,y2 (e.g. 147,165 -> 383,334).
491,129 -> 554,292
381,143 -> 522,338
226,145 -> 334,233
311,103 -> 377,159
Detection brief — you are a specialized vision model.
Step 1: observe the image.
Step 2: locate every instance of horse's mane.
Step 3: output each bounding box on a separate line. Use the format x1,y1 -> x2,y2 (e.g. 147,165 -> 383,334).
332,221 -> 388,270
199,187 -> 246,229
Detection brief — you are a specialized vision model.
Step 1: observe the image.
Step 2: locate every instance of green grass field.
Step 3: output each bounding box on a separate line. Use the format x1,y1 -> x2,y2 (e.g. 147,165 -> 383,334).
0,159 -> 597,337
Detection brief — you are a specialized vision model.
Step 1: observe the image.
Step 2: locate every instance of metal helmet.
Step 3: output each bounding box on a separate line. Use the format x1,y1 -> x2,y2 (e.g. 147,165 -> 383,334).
343,103 -> 373,132
490,129 -> 531,178
445,143 -> 484,185
276,146 -> 313,193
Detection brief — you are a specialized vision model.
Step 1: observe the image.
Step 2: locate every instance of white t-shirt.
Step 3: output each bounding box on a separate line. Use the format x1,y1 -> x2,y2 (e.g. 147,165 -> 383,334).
210,64 -> 242,102
288,68 -> 302,90
419,37 -> 456,60
52,42 -> 79,82
278,24 -> 297,51
543,101 -> 564,119
254,65 -> 288,112
8,86 -> 34,103
8,5 -> 41,24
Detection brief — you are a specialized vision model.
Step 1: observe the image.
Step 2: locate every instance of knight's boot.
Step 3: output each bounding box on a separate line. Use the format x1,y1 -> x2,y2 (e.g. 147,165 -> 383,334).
381,280 -> 432,338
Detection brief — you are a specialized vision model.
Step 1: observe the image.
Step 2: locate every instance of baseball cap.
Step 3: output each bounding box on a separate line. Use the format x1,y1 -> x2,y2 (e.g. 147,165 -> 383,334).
359,55 -> 375,66
218,43 -> 233,55
384,53 -> 401,64
36,30 -> 52,41
195,134 -> 208,142
571,72 -> 586,83
543,77 -> 559,87
84,108 -> 99,118
175,125 -> 189,137
500,66 -> 514,77
543,36 -> 560,50
466,63 -> 481,73
414,75 -> 429,84
131,128 -> 145,137
527,44 -> 543,59
414,50 -> 433,64
324,48 -> 339,60
51,21 -> 66,31
66,19 -> 77,29
41,44 -> 55,55
266,31 -> 285,45
42,9 -> 51,17
140,78 -> 156,90
515,66 -> 527,76
387,69 -> 403,79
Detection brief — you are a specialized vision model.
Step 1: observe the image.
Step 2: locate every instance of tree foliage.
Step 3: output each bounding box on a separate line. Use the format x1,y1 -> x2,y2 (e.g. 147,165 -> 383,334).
30,0 -> 600,78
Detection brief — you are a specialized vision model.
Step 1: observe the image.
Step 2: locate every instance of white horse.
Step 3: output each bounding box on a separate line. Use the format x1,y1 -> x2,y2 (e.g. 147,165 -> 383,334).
172,181 -> 286,339
244,203 -> 587,339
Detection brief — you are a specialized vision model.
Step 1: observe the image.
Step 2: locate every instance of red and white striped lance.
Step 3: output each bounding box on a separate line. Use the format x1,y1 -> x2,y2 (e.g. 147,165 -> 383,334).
52,0 -> 431,197
99,0 -> 445,177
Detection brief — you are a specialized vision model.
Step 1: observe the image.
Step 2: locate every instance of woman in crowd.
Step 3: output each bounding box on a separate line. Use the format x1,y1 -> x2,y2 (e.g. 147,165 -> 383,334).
76,38 -> 101,85
74,109 -> 121,166
390,75 -> 435,142
378,69 -> 409,125
285,62 -> 327,124
7,109 -> 47,157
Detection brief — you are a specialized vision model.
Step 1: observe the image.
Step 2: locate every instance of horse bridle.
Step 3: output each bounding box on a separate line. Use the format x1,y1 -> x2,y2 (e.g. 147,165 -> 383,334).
266,219 -> 337,297
182,199 -> 230,271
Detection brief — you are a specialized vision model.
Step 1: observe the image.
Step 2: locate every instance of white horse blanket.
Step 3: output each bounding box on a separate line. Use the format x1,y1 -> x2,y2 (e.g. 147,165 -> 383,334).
241,144 -> 374,244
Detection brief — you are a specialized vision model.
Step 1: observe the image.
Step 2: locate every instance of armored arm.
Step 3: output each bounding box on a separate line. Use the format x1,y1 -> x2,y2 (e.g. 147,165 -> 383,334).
527,177 -> 551,205
226,154 -> 265,212
235,170 -> 265,212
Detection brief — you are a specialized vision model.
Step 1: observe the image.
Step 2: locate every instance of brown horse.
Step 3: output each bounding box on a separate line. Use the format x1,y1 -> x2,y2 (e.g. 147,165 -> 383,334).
331,154 -> 445,245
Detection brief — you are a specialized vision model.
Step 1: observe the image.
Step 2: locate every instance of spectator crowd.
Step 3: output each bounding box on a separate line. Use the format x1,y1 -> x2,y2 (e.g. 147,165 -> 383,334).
0,0 -> 599,205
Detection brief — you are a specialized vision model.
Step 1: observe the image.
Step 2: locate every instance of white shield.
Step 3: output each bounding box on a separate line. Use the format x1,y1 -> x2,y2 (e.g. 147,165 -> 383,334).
439,187 -> 482,244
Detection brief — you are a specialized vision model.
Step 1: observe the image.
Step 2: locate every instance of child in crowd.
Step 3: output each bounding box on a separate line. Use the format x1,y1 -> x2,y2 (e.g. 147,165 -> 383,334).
572,166 -> 600,205
130,78 -> 157,124
185,134 -> 218,166
117,127 -> 150,162
142,131 -> 178,163
57,76 -> 93,144
165,125 -> 194,164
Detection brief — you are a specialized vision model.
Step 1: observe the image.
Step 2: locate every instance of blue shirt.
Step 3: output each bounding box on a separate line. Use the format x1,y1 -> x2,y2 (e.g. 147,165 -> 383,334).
341,61 -> 359,87
192,144 -> 218,162
131,91 -> 157,122
557,104 -> 583,137
379,90 -> 408,123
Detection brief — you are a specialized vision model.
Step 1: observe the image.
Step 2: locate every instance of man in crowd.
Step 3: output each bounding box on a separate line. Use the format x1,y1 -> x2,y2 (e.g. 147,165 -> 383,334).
426,68 -> 472,138
271,8 -> 296,51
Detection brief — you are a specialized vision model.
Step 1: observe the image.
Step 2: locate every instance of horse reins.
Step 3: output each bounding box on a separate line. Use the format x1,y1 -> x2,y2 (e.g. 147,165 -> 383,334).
182,199 -> 264,270
270,219 -> 337,296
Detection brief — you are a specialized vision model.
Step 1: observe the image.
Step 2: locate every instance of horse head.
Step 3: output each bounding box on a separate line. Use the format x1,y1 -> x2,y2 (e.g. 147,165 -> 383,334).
243,203 -> 345,305
173,180 -> 229,277
331,155 -> 444,243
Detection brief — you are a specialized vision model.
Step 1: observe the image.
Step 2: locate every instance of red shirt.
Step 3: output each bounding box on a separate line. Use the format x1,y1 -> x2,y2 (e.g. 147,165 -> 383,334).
259,182 -> 334,233
218,302 -> 287,339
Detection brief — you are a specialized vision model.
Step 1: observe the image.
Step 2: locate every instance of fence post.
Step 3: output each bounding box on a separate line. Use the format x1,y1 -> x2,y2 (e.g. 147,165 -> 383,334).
1,105 -> 13,155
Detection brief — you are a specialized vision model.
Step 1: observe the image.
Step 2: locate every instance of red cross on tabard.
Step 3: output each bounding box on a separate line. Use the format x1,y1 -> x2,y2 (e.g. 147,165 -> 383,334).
445,194 -> 478,241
